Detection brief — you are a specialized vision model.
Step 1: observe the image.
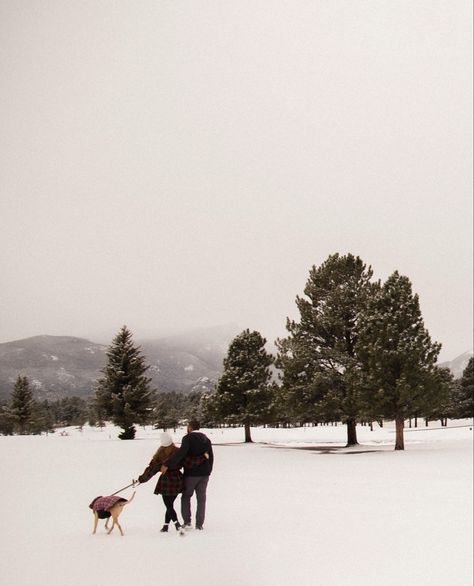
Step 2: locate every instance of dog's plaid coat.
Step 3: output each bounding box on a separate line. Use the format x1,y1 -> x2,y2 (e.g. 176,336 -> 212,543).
89,495 -> 126,512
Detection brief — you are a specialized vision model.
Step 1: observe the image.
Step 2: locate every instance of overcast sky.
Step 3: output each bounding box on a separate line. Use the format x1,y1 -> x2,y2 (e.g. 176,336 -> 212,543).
1,1 -> 472,361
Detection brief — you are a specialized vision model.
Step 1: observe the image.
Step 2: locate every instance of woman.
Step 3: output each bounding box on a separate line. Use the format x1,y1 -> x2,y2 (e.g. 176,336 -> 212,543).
137,431 -> 208,533
137,432 -> 184,532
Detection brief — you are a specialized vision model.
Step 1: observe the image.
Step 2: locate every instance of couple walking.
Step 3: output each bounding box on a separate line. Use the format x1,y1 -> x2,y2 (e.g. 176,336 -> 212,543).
136,420 -> 213,532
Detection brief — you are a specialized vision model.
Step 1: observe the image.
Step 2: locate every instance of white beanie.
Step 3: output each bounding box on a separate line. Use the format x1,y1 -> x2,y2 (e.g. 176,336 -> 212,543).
160,432 -> 173,447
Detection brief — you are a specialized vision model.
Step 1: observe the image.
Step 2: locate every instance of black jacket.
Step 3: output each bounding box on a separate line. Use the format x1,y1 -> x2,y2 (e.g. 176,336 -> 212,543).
165,431 -> 214,477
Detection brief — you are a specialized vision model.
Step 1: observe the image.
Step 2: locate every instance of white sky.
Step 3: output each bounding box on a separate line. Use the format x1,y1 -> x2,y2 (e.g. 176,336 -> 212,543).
1,1 -> 472,361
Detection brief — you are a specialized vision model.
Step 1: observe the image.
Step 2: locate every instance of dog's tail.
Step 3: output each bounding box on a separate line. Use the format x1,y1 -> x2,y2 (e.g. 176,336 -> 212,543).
123,491 -> 136,506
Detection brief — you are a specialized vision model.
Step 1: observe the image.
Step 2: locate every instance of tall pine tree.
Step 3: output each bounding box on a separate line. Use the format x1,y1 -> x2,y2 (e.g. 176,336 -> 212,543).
9,375 -> 35,434
95,326 -> 154,439
358,272 -> 445,450
277,253 -> 374,445
212,329 -> 273,442
457,357 -> 474,418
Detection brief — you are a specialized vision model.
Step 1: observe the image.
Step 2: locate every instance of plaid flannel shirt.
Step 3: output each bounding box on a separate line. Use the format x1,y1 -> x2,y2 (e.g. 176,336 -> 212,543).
138,453 -> 208,496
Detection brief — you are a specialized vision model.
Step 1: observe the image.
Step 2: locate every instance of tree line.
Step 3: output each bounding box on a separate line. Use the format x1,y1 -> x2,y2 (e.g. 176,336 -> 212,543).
0,376 -> 208,436
208,254 -> 473,449
1,254 -> 473,450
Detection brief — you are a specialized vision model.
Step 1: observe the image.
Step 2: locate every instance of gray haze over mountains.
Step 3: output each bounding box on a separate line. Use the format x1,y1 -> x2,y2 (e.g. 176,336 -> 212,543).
1,1 -> 472,363
0,327 -> 471,402
0,325 -> 239,402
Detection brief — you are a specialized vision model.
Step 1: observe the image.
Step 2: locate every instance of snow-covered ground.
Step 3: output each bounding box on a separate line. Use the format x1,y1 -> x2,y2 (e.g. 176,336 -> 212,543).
1,421 -> 472,586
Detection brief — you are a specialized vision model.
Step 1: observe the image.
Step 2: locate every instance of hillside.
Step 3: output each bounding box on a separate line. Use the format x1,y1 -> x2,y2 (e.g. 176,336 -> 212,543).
0,335 -> 107,401
1,331 -> 470,403
439,350 -> 473,379
0,325 -> 238,402
140,324 -> 236,394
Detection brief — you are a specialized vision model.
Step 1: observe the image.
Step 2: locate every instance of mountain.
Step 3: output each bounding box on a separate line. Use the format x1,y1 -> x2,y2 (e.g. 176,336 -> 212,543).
6,328 -> 467,403
0,325 -> 239,402
0,335 -> 107,401
439,350 -> 473,379
140,324 -> 238,394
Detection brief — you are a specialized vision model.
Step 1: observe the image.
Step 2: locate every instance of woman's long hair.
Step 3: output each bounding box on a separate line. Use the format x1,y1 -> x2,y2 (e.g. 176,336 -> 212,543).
153,443 -> 177,463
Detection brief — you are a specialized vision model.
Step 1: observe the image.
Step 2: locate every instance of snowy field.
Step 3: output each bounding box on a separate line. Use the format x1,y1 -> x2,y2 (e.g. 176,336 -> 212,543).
1,421 -> 472,586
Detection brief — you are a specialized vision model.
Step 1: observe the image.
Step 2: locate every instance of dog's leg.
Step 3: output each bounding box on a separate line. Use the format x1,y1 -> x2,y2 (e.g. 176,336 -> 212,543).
115,517 -> 124,536
92,512 -> 99,534
108,506 -> 125,536
107,514 -> 124,536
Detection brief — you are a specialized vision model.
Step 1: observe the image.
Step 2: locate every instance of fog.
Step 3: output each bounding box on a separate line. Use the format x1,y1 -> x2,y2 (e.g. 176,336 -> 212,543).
1,1 -> 472,361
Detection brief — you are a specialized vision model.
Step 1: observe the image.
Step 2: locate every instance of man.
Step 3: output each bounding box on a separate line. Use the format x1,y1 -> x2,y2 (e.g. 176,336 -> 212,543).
162,420 -> 213,530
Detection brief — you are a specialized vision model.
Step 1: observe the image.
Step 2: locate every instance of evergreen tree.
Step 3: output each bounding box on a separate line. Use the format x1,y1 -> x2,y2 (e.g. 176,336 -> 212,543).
184,391 -> 206,424
9,375 -> 35,434
0,404 -> 14,435
95,326 -> 154,439
358,272 -> 445,450
422,366 -> 454,425
200,391 -> 222,428
28,400 -> 55,435
88,395 -> 106,428
213,329 -> 274,442
457,358 -> 474,418
56,397 -> 88,427
276,253 -> 374,445
153,392 -> 183,431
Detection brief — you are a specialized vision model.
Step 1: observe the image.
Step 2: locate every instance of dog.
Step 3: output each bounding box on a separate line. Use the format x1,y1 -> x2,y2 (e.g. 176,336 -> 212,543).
89,491 -> 136,536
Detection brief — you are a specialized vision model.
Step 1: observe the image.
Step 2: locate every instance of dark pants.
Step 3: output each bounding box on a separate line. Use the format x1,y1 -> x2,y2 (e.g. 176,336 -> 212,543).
162,494 -> 178,524
181,475 -> 209,528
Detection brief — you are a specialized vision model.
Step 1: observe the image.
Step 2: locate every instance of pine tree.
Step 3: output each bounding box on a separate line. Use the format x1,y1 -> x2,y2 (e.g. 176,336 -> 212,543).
28,400 -> 55,435
95,326 -> 154,439
54,397 -> 88,426
422,366 -> 454,425
184,391 -> 207,424
9,375 -> 35,434
153,392 -> 183,431
457,358 -> 474,418
358,272 -> 445,450
276,253 -> 374,445
213,329 -> 274,442
0,405 -> 15,435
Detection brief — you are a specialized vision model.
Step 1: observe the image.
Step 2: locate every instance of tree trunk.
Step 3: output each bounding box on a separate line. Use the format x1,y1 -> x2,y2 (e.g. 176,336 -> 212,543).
395,418 -> 405,450
346,418 -> 358,446
414,416 -> 418,428
244,421 -> 253,443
